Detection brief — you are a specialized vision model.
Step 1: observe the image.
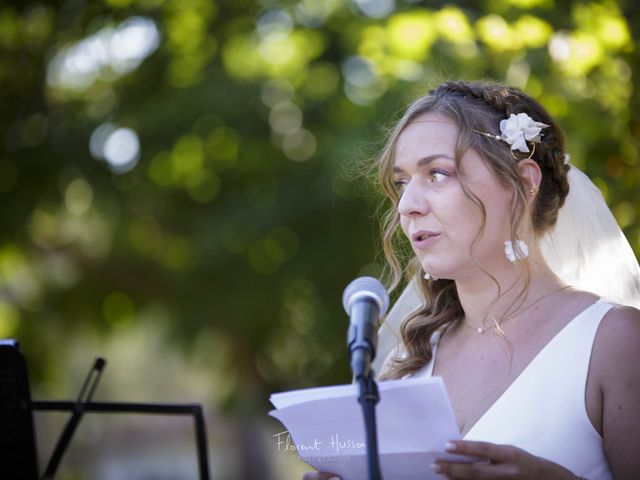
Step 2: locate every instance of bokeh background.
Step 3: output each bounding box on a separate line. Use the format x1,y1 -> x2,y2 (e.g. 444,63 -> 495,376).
1,0 -> 639,478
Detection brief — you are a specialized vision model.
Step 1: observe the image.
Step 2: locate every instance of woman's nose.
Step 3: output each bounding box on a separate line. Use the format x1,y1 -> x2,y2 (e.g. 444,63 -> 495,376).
397,180 -> 428,217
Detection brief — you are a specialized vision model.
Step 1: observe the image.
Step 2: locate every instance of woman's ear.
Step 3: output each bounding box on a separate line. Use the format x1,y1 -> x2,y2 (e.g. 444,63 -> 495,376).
517,159 -> 542,204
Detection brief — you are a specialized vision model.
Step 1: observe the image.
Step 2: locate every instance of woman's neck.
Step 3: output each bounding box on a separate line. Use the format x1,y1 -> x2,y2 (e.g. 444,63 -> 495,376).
454,254 -> 565,330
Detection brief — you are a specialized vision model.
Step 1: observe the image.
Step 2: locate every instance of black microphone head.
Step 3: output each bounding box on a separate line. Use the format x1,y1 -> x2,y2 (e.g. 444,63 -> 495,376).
342,276 -> 390,317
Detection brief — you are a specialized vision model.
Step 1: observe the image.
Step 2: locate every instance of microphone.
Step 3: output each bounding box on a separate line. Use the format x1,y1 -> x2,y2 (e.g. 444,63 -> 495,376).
342,276 -> 390,380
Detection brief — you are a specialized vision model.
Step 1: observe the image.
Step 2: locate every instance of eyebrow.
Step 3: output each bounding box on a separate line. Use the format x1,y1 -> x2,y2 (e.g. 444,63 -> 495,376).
392,154 -> 454,173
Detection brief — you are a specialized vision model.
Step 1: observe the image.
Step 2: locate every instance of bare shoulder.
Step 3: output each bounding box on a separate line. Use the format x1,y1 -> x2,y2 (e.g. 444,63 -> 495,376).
596,304 -> 640,356
602,302 -> 640,322
593,304 -> 640,476
591,303 -> 640,383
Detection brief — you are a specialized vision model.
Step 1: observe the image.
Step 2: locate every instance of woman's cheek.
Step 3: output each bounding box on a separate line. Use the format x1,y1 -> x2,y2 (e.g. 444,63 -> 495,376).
399,218 -> 410,238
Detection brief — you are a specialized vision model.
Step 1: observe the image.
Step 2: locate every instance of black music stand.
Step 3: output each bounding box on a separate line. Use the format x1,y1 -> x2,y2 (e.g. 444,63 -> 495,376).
0,339 -> 39,480
0,340 -> 211,480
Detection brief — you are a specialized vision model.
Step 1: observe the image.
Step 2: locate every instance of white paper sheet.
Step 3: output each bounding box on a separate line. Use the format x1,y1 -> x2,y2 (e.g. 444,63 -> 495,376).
269,376 -> 473,479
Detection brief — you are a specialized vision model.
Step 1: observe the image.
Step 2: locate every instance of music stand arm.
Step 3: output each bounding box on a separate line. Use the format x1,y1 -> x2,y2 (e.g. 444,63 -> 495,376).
32,401 -> 211,480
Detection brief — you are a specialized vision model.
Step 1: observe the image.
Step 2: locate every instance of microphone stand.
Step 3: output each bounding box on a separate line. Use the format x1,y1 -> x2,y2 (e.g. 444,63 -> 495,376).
349,312 -> 383,480
356,372 -> 382,480
344,278 -> 388,480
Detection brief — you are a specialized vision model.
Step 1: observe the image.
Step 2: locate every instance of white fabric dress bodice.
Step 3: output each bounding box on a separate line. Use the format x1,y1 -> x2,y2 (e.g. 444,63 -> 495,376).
412,300 -> 614,479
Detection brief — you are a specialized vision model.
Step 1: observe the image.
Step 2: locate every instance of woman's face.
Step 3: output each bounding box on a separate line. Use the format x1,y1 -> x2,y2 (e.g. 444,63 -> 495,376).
393,112 -> 515,281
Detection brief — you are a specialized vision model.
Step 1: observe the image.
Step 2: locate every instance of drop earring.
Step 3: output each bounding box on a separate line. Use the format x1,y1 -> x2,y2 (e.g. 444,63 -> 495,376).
504,240 -> 529,262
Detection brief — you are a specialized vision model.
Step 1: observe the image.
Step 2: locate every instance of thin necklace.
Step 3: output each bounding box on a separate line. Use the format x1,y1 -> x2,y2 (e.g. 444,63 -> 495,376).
463,285 -> 572,334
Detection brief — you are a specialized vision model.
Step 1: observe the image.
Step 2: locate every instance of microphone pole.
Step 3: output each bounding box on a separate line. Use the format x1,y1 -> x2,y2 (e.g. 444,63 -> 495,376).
343,277 -> 389,480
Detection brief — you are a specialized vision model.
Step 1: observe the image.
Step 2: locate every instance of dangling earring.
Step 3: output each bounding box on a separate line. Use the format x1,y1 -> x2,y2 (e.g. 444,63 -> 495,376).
504,240 -> 529,262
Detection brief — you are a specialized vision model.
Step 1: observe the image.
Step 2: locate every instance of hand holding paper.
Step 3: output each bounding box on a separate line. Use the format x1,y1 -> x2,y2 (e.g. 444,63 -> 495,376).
269,376 -> 475,480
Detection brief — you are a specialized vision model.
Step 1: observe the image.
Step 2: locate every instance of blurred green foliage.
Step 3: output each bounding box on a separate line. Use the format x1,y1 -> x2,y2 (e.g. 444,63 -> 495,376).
1,0 -> 639,415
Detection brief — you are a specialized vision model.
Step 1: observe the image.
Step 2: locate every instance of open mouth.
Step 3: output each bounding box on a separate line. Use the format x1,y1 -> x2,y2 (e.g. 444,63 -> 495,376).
412,231 -> 440,243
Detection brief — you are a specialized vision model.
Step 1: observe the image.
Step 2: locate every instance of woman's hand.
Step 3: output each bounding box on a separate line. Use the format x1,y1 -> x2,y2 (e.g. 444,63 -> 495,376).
302,441 -> 579,480
432,440 -> 578,479
302,472 -> 340,480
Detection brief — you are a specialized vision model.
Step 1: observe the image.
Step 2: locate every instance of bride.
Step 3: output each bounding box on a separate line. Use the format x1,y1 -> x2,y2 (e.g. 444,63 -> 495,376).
306,81 -> 640,479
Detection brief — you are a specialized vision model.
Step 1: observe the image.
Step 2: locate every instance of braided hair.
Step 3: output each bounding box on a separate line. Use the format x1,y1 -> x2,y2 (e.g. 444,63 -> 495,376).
378,80 -> 571,380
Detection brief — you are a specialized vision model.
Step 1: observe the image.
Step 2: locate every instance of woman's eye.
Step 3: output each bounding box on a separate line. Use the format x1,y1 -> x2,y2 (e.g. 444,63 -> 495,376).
392,180 -> 408,193
428,171 -> 448,183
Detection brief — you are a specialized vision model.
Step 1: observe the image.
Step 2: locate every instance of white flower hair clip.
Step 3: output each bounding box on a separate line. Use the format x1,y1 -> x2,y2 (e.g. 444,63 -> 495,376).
476,113 -> 549,159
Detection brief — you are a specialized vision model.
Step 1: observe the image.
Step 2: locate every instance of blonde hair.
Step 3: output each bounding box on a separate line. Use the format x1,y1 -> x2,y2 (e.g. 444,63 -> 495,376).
379,81 -> 570,380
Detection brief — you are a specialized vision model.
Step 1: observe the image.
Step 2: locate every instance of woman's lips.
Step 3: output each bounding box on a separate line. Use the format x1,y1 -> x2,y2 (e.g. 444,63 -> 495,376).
411,230 -> 441,249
